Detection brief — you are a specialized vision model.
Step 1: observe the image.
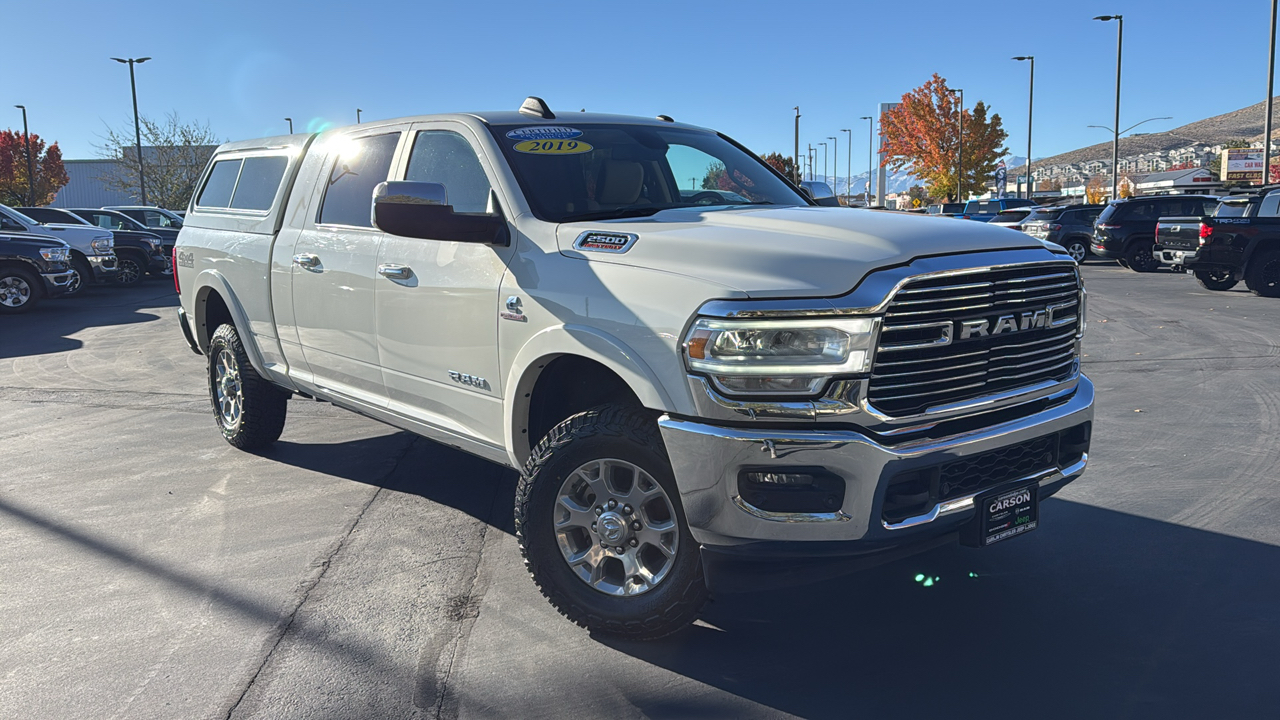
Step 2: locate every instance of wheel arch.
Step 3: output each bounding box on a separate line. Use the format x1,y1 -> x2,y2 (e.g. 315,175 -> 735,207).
191,271 -> 271,378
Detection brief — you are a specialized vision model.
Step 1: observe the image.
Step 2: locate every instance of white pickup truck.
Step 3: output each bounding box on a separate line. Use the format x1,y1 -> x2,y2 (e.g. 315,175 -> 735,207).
174,98 -> 1094,639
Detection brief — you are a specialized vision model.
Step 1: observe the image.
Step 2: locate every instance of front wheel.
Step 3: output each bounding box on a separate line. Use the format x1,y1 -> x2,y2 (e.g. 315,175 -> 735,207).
515,405 -> 708,640
1244,251 -> 1280,297
1193,268 -> 1238,291
1125,241 -> 1161,273
0,266 -> 40,314
207,323 -> 288,450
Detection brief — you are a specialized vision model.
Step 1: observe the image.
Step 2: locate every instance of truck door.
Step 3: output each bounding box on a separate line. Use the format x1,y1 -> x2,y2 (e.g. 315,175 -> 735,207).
290,128 -> 406,407
373,123 -> 516,447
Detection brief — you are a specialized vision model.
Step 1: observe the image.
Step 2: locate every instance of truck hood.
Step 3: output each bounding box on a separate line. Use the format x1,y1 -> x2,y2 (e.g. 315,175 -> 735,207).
557,206 -> 1048,298
32,223 -> 113,241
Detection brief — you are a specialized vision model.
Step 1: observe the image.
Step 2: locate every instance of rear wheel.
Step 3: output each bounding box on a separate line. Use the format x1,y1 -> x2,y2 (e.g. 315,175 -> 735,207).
1062,238 -> 1088,263
1193,268 -> 1238,291
207,323 -> 289,449
114,252 -> 146,286
1124,241 -> 1161,273
0,266 -> 40,314
515,405 -> 708,640
1244,251 -> 1280,297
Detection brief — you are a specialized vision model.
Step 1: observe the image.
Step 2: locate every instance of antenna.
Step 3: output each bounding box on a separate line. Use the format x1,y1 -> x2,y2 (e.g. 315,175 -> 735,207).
519,96 -> 555,119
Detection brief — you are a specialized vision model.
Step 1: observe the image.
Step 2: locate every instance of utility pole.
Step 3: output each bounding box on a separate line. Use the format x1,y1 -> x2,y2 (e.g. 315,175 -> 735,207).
794,107 -> 801,184
1013,57 -> 1035,199
842,128 -> 852,204
808,144 -> 814,181
861,116 -> 873,205
285,117 -> 293,134
111,56 -> 152,205
14,105 -> 34,206
1265,1 -> 1277,185
1095,15 -> 1124,199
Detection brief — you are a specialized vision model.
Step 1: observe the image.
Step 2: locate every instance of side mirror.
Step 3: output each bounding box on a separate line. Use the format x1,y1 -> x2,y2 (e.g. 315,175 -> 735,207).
798,186 -> 814,200
372,181 -> 509,245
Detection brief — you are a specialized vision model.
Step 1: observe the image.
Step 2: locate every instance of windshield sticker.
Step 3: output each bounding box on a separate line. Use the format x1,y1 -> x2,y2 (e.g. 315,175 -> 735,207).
514,139 -> 593,155
506,126 -> 583,141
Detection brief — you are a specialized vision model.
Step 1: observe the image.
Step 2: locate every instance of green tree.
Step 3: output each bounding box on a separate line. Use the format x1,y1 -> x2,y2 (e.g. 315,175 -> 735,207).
98,112 -> 221,209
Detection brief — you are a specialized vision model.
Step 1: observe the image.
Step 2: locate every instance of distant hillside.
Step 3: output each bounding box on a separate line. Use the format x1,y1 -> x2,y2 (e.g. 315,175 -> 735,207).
1008,96 -> 1280,176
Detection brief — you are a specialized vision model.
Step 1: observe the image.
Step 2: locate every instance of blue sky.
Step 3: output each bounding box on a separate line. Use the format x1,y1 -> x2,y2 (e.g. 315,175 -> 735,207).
7,0 -> 1276,172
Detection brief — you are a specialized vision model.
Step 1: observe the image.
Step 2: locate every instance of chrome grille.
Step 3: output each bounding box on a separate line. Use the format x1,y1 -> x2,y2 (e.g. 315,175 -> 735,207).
868,264 -> 1080,417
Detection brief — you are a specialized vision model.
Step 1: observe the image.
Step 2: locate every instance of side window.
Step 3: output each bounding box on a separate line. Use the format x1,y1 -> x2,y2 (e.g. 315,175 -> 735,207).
198,159 -> 243,208
143,210 -> 174,227
404,131 -> 493,214
1257,193 -> 1280,217
230,156 -> 289,211
319,133 -> 401,227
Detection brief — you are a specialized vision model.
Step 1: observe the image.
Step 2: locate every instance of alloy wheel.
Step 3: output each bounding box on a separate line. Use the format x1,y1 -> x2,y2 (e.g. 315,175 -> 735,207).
553,458 -> 679,597
214,349 -> 243,429
0,276 -> 32,308
117,259 -> 142,285
1066,241 -> 1087,263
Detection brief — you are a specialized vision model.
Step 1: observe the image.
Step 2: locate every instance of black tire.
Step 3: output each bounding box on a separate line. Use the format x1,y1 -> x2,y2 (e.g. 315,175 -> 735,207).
515,405 -> 709,640
0,265 -> 41,314
1124,240 -> 1161,273
64,256 -> 93,297
114,252 -> 147,287
207,323 -> 288,450
1244,250 -> 1280,297
1193,268 -> 1238,292
1062,238 -> 1089,264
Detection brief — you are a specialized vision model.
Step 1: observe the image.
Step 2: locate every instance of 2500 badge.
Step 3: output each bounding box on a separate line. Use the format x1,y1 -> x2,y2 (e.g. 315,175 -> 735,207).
513,139 -> 593,155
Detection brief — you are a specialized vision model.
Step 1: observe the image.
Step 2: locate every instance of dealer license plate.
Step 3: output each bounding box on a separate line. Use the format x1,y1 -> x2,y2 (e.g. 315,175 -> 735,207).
967,481 -> 1039,547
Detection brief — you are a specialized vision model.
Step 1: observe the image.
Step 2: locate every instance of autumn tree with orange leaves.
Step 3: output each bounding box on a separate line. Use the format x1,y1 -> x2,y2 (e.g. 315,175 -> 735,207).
880,74 -> 1008,201
0,130 -> 69,206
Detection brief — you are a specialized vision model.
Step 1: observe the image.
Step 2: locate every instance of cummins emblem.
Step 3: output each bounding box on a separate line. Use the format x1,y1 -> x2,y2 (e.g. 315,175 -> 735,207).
956,301 -> 1075,341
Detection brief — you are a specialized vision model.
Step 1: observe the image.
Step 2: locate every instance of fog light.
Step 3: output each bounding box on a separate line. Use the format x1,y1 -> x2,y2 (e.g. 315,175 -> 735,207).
737,468 -> 845,514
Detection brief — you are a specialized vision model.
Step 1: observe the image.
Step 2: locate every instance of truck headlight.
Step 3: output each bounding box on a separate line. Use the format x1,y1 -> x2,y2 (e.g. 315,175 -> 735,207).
40,247 -> 70,263
91,235 -> 114,253
684,317 -> 878,396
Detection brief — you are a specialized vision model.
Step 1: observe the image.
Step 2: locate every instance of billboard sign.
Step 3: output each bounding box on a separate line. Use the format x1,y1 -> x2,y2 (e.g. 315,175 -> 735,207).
1223,148 -> 1264,182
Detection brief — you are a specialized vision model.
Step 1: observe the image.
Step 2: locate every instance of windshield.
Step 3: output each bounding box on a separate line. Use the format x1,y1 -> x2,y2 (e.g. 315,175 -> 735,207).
1025,208 -> 1064,222
488,123 -> 807,223
18,207 -> 89,225
0,205 -> 38,225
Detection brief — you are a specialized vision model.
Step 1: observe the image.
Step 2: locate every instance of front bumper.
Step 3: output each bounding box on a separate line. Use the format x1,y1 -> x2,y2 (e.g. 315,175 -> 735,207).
40,270 -> 76,298
87,254 -> 119,281
658,375 -> 1094,549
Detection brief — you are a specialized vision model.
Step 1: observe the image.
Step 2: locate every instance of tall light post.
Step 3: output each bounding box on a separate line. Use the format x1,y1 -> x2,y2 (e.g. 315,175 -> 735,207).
357,108 -> 363,124
819,142 -> 828,186
842,128 -> 852,204
1094,15 -> 1123,200
861,116 -> 873,205
794,107 -> 802,184
948,88 -> 964,201
1265,0 -> 1277,184
827,136 -> 838,197
808,144 -> 815,181
110,56 -> 152,206
1013,56 -> 1035,200
285,117 -> 293,134
14,105 -> 34,206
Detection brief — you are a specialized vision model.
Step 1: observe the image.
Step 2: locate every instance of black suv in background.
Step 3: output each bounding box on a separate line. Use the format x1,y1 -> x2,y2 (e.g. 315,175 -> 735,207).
1091,195 -> 1219,272
1021,204 -> 1105,263
65,209 -> 174,278
20,207 -> 167,286
0,231 -> 75,313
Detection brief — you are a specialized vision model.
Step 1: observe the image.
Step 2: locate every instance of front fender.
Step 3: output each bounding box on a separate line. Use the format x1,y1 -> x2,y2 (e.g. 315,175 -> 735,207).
503,324 -> 676,469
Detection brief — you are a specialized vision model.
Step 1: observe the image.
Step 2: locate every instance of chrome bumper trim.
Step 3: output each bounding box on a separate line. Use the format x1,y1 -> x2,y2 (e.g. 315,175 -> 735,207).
731,495 -> 853,524
41,271 -> 76,288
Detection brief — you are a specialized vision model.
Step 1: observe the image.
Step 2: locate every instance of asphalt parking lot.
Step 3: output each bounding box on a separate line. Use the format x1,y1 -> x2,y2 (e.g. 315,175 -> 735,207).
2,262 -> 1278,719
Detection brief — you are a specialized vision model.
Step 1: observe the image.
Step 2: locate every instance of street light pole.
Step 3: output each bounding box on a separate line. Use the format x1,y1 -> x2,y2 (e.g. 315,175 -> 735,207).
842,128 -> 852,204
949,88 -> 964,201
111,56 -> 152,206
861,116 -> 873,205
285,117 -> 293,133
794,107 -> 801,183
808,144 -> 814,181
357,108 -> 363,124
820,142 -> 828,187
827,136 -> 838,198
1265,0 -> 1277,185
1095,15 -> 1124,200
1013,56 -> 1035,200
14,105 -> 34,206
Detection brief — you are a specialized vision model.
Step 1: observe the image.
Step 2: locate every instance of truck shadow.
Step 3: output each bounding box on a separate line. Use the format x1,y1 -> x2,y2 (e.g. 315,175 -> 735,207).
604,499 -> 1277,718
0,282 -> 176,360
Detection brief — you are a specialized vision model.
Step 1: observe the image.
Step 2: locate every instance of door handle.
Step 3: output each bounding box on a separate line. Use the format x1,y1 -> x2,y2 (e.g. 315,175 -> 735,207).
377,264 -> 413,280
293,253 -> 321,269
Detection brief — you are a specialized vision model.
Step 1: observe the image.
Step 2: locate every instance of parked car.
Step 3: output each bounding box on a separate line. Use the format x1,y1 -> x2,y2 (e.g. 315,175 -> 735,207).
103,205 -> 183,243
20,207 -> 167,286
1021,204 -> 1106,263
988,207 -> 1038,231
677,188 -> 750,205
799,180 -> 843,206
955,197 -> 1037,221
0,204 -> 116,295
927,202 -> 965,215
0,231 -> 75,313
1155,188 -> 1280,294
174,101 -> 1093,639
1092,195 -> 1219,272
66,208 -> 173,279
